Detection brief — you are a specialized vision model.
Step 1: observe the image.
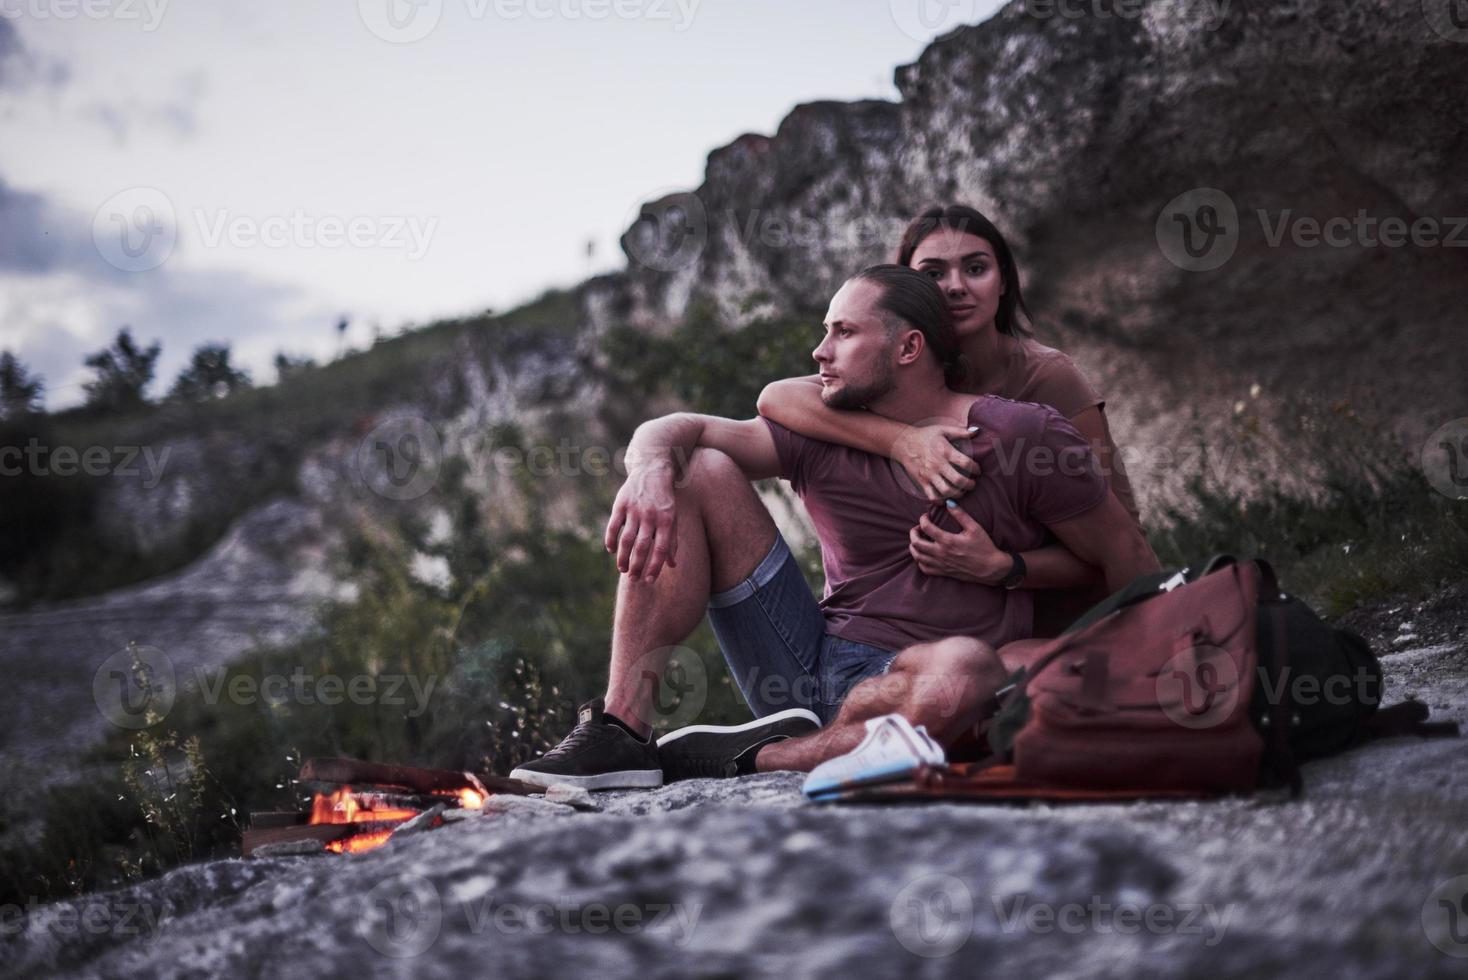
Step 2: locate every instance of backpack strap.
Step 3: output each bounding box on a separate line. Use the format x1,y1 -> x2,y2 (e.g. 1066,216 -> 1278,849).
1256,593 -> 1303,795
1061,569 -> 1182,635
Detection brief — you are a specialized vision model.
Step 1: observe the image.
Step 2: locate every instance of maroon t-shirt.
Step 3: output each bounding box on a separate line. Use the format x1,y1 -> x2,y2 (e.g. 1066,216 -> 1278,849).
762,395 -> 1108,652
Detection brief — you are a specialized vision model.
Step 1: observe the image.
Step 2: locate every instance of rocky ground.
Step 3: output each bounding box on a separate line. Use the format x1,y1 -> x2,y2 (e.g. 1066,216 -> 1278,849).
4,596 -> 1464,980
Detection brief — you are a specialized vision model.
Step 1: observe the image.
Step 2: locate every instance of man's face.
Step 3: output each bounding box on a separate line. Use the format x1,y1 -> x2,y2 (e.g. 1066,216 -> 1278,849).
813,279 -> 898,410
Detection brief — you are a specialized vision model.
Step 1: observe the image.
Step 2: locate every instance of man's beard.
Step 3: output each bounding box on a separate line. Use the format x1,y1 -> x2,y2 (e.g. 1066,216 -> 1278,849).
821,360 -> 896,410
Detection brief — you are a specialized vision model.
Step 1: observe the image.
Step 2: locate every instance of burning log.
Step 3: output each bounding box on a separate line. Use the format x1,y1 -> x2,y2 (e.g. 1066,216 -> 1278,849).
242,820 -> 407,857
244,756 -> 533,858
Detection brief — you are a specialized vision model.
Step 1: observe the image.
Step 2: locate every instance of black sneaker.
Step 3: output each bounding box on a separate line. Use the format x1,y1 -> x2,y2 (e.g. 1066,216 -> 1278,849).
656,707 -> 822,781
510,698 -> 663,790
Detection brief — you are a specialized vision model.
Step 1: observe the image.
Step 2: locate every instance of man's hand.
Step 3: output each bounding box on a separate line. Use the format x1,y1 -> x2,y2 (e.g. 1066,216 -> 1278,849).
908,503 -> 1009,584
604,460 -> 679,582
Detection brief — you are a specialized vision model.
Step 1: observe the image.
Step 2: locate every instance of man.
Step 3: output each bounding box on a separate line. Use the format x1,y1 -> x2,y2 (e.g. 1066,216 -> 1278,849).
511,265 -> 1159,789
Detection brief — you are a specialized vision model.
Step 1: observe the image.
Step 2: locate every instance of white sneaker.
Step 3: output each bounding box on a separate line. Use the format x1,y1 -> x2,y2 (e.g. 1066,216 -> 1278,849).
801,714 -> 946,799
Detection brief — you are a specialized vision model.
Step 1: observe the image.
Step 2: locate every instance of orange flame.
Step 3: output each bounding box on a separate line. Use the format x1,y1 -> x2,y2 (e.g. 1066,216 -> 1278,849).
309,787 -> 419,825
303,784 -> 483,855
326,829 -> 395,854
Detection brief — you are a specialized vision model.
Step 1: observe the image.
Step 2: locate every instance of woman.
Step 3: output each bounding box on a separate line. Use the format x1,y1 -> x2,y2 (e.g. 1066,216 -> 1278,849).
757,204 -> 1144,635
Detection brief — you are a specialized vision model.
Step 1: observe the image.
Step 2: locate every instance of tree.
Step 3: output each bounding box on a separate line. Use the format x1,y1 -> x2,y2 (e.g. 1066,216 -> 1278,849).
273,351 -> 317,382
168,343 -> 253,403
0,351 -> 44,419
82,327 -> 161,412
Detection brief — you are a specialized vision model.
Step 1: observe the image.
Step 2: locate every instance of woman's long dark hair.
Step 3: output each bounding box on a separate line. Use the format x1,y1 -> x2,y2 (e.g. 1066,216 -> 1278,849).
852,264 -> 967,388
894,204 -> 1033,338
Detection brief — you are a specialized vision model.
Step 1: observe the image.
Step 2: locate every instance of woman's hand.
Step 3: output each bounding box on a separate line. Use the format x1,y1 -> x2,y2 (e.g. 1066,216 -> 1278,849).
909,503 -> 1009,584
891,424 -> 981,502
604,460 -> 679,582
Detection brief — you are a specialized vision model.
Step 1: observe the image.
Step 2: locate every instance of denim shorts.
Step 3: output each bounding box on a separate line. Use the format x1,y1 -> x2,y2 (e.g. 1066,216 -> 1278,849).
707,534 -> 898,726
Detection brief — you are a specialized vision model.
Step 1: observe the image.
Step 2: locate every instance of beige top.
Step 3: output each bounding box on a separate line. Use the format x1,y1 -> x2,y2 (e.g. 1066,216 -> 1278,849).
975,338 -> 1140,524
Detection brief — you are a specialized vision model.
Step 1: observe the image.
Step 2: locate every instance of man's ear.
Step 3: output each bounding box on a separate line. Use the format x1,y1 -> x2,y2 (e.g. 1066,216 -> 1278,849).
896,329 -> 926,366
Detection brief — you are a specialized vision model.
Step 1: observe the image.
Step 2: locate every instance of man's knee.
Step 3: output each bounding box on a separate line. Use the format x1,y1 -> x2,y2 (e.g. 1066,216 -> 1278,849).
680,447 -> 746,495
898,636 -> 999,678
890,636 -> 1002,728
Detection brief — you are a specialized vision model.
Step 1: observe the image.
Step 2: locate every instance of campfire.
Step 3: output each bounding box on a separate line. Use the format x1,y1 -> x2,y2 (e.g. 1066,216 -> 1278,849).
242,758 -> 528,857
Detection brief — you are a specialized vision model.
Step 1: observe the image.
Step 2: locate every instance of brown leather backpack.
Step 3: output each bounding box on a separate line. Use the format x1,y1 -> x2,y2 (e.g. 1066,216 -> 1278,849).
986,557 -> 1455,795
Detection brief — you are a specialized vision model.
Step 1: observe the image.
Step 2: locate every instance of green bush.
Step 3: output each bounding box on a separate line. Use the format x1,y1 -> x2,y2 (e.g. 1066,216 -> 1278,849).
1149,400 -> 1468,615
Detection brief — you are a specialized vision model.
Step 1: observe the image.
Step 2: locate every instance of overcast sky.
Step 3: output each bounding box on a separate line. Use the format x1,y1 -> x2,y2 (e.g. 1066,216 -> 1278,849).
0,0 -> 1005,408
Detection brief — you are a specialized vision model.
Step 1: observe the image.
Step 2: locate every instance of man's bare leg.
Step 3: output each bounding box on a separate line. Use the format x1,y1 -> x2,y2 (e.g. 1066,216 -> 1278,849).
602,449 -> 779,736
755,636 -> 1008,772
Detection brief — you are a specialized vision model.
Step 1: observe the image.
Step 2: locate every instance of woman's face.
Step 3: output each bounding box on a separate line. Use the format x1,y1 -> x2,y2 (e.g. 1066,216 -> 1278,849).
907,228 -> 1005,339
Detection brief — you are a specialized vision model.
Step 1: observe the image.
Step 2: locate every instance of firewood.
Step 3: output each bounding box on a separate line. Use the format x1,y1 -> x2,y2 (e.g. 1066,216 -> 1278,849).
241,820 -> 406,857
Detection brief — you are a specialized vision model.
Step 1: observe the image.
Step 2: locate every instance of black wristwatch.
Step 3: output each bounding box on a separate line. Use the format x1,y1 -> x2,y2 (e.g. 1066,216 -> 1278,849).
1000,550 -> 1027,590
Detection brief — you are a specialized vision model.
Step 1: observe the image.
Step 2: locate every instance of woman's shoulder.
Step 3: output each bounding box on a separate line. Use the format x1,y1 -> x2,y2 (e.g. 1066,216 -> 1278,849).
1006,338 -> 1104,417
